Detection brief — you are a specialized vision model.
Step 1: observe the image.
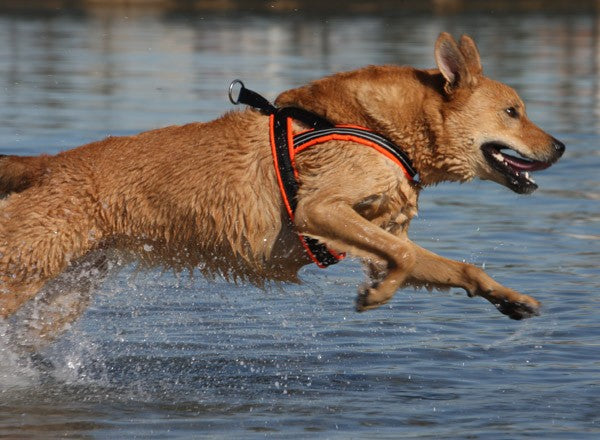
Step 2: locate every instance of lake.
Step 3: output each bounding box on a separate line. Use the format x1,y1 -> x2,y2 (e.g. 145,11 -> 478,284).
0,2 -> 598,438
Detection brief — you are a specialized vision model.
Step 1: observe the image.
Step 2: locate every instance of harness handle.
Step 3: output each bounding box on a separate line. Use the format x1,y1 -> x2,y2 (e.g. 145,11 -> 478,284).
228,79 -> 277,115
228,80 -> 332,130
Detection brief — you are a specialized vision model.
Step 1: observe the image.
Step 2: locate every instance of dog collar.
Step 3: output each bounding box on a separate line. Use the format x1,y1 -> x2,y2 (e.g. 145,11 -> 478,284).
228,80 -> 418,268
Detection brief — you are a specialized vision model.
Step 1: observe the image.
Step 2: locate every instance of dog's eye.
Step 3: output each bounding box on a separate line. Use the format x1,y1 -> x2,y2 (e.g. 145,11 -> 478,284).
505,107 -> 519,118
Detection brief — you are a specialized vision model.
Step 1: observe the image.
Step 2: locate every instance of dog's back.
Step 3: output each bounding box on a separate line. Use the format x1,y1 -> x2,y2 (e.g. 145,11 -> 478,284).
0,109 -> 310,320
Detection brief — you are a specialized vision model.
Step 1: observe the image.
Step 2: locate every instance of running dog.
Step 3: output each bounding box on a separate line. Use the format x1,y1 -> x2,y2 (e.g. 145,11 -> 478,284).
0,33 -> 564,345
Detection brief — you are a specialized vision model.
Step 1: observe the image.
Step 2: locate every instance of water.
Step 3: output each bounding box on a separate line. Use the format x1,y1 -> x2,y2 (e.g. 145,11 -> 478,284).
0,3 -> 599,438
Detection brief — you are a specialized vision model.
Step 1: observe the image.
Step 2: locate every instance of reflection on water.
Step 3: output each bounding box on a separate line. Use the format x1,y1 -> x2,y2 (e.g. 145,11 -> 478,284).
0,3 -> 599,439
1,3 -> 600,152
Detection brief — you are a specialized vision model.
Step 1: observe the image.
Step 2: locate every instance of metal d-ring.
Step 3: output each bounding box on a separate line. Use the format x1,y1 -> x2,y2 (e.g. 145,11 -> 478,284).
228,79 -> 245,105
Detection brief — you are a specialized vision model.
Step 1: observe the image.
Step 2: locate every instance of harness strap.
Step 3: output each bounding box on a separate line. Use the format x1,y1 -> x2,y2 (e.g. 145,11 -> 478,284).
271,111 -> 343,268
228,80 -> 418,268
293,125 -> 418,181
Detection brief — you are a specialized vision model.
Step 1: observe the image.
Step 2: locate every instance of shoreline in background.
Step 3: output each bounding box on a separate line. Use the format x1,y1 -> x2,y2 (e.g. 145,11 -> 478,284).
0,0 -> 598,15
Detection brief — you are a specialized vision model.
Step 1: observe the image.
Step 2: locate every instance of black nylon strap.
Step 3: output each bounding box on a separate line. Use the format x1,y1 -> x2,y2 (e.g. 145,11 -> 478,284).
272,111 -> 299,212
277,106 -> 332,130
294,126 -> 418,179
229,79 -> 277,114
229,79 -> 331,128
272,110 -> 340,267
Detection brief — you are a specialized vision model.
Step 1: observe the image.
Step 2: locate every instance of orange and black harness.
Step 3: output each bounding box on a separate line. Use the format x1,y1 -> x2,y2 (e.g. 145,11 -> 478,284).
228,80 -> 418,268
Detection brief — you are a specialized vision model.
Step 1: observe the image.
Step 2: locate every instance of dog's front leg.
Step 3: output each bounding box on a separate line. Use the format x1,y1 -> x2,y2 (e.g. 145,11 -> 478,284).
295,200 -> 417,310
405,245 -> 541,319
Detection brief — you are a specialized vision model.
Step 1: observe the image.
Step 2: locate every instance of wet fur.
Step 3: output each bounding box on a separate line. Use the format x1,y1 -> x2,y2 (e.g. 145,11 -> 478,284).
0,33 -> 563,345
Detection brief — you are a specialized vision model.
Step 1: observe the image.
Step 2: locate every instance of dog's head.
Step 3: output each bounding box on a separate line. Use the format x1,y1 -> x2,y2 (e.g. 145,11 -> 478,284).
275,32 -> 564,194
433,32 -> 565,194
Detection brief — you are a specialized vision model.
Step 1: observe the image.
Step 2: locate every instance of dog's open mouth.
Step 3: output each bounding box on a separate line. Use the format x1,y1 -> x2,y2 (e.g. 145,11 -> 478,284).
481,142 -> 552,194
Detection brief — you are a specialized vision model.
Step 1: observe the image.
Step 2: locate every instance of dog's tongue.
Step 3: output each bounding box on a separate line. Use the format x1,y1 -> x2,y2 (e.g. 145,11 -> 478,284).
502,153 -> 551,172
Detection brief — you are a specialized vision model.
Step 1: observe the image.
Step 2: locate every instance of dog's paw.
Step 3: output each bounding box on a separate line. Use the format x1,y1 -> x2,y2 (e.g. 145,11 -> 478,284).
355,285 -> 387,312
494,296 -> 541,320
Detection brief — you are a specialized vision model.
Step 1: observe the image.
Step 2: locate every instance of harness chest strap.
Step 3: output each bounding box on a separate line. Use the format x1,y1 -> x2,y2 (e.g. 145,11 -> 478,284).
269,112 -> 343,268
228,80 -> 418,268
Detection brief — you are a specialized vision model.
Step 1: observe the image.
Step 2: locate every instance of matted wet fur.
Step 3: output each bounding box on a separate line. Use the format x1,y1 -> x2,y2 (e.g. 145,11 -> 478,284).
0,33 -> 564,345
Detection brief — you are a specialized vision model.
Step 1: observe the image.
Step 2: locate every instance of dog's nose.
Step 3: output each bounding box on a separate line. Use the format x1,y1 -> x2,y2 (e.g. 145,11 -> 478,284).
552,138 -> 565,157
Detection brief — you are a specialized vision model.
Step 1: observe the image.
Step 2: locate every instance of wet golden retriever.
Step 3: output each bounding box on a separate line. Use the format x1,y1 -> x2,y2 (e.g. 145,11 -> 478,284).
0,33 -> 564,345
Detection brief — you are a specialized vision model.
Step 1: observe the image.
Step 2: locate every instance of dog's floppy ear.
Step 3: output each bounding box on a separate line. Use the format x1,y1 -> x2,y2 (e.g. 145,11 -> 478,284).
458,34 -> 482,79
435,32 -> 476,93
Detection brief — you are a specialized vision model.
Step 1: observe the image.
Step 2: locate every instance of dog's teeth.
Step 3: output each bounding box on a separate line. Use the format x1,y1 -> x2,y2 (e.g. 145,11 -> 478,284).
492,152 -> 504,161
523,171 -> 536,184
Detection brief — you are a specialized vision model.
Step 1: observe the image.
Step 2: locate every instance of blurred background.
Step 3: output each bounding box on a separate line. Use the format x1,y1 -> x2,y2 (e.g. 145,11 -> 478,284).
0,1 -> 598,439
1,0 -> 599,151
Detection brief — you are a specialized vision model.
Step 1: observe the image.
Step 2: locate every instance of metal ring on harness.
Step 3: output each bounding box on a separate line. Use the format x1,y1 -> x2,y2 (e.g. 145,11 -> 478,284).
228,79 -> 244,105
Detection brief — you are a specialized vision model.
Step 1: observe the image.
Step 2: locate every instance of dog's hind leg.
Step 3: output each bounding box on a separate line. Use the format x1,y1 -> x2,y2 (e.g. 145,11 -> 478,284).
6,250 -> 112,351
0,180 -> 102,319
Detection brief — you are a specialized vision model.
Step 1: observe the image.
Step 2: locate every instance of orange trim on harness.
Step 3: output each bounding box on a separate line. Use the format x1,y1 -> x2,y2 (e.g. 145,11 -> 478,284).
270,117 -> 418,268
270,114 -> 295,221
294,133 -> 415,182
269,117 -> 345,268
